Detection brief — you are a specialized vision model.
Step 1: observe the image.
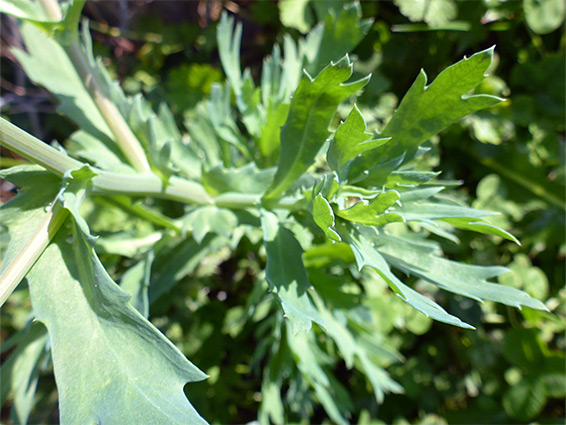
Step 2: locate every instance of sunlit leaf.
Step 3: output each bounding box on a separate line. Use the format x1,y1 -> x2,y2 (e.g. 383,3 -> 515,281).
265,56 -> 369,200
25,174 -> 207,424
376,233 -> 547,310
312,194 -> 341,241
340,223 -> 474,329
327,105 -> 389,183
336,190 -> 403,226
351,48 -> 502,178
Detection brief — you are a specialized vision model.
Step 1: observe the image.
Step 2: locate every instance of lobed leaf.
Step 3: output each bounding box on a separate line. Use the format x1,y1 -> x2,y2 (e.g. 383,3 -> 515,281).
183,206 -> 238,244
327,105 -> 389,183
202,163 -> 276,196
340,223 -> 475,329
376,234 -> 547,310
264,55 -> 369,200
24,172 -> 208,424
304,2 -> 373,76
261,210 -> 325,333
351,47 -> 503,180
286,328 -> 352,425
311,293 -> 403,403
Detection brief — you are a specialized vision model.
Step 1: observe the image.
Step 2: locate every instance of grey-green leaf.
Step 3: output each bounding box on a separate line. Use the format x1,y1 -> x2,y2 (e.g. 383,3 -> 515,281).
0,165 -> 61,275
327,105 -> 389,183
202,163 -> 276,196
264,55 -> 370,200
441,217 -> 520,244
26,218 -> 208,424
261,210 -> 326,333
376,234 -> 547,310
0,322 -> 48,425
12,23 -> 120,163
341,223 -> 474,329
184,206 -> 238,244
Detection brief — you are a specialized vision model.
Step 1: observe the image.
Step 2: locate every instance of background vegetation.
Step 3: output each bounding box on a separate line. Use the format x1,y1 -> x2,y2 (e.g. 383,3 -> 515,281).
1,1 -> 564,424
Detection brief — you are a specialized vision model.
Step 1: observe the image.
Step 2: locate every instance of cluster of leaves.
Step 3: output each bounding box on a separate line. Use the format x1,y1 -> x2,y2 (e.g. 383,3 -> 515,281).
0,1 -> 563,424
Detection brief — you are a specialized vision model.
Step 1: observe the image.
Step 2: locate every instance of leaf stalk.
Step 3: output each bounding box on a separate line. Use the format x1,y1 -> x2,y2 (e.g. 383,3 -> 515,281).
0,202 -> 68,307
0,117 -> 213,205
38,0 -> 151,173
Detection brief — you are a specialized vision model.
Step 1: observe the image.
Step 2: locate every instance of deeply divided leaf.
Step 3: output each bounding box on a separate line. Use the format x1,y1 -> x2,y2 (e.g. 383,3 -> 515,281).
264,56 -> 369,200
261,210 -> 325,333
351,47 -> 503,180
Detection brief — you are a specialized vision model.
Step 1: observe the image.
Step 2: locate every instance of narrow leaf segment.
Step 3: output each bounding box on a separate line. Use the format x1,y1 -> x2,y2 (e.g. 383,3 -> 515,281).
264,55 -> 369,200
261,210 -> 326,334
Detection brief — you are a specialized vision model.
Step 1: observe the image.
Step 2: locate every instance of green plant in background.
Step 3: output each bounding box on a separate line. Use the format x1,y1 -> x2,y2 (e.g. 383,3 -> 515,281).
0,0 -> 562,424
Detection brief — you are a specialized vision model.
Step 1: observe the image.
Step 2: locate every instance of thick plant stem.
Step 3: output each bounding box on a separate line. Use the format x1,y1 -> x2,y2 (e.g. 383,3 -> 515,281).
65,42 -> 151,173
0,117 -> 84,174
0,117 -> 212,205
38,0 -> 62,20
0,118 -> 300,210
38,0 -> 151,173
0,202 -> 68,307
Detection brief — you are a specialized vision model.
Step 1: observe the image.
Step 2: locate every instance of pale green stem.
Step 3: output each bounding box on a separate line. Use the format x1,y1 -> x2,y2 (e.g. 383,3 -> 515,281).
38,0 -> 151,173
0,118 -> 300,210
65,41 -> 151,172
38,0 -> 62,20
0,117 -> 85,174
0,117 -> 213,205
0,202 -> 68,307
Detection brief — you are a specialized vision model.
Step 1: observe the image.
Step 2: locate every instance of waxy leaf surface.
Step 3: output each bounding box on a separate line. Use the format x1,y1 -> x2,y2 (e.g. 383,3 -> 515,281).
264,56 -> 369,200
21,169 -> 208,424
327,105 -> 389,183
351,48 -> 502,178
375,234 -> 546,310
340,223 -> 474,329
261,211 -> 325,333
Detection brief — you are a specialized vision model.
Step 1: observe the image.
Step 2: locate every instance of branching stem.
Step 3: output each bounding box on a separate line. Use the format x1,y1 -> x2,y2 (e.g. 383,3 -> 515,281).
0,118 -> 297,210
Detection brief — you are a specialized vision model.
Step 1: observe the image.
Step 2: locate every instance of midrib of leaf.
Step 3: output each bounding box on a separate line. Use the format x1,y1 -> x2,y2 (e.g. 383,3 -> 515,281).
280,88 -> 326,193
267,77 -> 339,200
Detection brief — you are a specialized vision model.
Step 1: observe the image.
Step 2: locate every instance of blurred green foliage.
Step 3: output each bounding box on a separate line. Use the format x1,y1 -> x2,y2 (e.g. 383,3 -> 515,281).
1,0 -> 564,424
